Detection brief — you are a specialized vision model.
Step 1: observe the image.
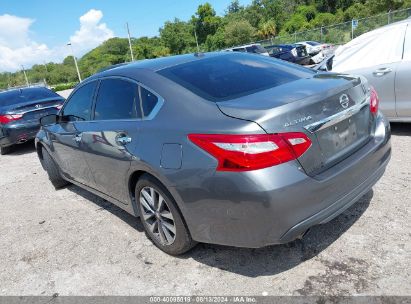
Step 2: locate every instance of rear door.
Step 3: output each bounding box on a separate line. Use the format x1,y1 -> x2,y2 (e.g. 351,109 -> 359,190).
51,81 -> 97,185
395,23 -> 411,118
80,77 -> 142,203
351,63 -> 399,119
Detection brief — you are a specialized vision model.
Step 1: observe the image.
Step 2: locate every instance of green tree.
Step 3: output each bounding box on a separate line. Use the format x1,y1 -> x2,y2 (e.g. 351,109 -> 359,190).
192,3 -> 221,44
257,20 -> 277,39
226,0 -> 244,14
160,18 -> 196,54
311,12 -> 337,27
282,14 -> 311,33
367,0 -> 404,12
296,5 -> 318,22
205,27 -> 227,50
224,19 -> 255,47
133,37 -> 170,59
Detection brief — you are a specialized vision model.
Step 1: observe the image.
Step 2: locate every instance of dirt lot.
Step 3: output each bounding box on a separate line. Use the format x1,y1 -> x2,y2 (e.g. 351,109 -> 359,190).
0,124 -> 410,296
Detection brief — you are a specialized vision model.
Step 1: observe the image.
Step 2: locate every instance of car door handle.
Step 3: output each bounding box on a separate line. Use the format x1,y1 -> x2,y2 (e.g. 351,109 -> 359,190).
116,135 -> 132,145
73,134 -> 82,143
373,67 -> 392,77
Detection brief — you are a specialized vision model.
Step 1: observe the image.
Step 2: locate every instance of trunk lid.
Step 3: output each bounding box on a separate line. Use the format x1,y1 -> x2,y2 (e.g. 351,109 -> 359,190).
216,73 -> 372,176
3,97 -> 64,123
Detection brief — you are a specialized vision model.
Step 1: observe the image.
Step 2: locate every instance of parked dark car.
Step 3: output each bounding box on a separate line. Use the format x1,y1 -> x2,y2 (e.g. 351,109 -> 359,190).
266,44 -> 311,65
0,87 -> 64,155
36,52 -> 391,255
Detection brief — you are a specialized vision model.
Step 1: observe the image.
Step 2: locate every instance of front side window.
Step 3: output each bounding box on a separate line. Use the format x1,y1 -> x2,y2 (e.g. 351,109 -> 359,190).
62,81 -> 97,121
94,78 -> 140,120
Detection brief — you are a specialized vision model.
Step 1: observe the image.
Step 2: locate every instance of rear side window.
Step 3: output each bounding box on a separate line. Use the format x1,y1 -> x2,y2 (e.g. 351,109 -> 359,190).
94,79 -> 140,120
158,53 -> 314,101
139,86 -> 159,117
63,81 -> 97,121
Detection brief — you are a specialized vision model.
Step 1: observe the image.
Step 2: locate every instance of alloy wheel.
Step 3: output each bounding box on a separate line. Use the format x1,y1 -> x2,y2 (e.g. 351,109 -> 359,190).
139,186 -> 176,245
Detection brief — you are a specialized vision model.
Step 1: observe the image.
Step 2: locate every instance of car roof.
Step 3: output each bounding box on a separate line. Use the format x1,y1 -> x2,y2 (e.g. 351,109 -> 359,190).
91,52 -> 244,78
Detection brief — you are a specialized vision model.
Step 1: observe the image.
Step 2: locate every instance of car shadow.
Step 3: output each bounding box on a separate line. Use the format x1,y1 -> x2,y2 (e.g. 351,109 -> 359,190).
66,185 -> 144,233
3,140 -> 36,155
181,190 -> 373,277
390,122 -> 411,136
65,182 -> 372,277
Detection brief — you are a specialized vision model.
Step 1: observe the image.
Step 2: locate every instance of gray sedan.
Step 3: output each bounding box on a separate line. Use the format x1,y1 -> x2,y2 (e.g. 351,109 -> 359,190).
36,52 -> 391,255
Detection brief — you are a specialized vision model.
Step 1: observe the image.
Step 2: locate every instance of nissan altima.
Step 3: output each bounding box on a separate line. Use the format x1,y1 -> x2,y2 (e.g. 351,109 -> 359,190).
36,52 -> 391,255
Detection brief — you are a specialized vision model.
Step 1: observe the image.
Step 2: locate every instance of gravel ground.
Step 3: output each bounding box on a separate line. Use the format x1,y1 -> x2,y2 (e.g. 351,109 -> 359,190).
0,124 -> 410,296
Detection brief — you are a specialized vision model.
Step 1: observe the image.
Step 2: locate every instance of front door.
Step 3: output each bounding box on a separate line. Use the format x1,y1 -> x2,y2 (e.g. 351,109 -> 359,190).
51,81 -> 97,186
80,78 -> 141,203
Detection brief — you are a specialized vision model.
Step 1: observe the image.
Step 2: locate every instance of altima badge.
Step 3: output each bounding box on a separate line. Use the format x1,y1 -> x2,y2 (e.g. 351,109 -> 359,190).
284,116 -> 312,127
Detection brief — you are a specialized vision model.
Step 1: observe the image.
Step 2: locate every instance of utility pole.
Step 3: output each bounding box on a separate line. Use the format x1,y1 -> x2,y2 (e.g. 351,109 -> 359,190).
67,42 -> 82,82
21,65 -> 29,87
320,26 -> 323,42
351,20 -> 354,40
43,61 -> 48,86
126,22 -> 135,61
194,29 -> 200,53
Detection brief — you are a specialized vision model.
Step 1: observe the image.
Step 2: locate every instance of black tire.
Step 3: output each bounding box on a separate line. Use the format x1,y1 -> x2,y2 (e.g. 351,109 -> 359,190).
135,174 -> 196,255
0,146 -> 12,155
41,147 -> 69,189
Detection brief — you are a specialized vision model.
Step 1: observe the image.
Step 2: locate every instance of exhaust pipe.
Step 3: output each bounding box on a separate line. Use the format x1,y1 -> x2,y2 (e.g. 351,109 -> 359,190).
297,229 -> 311,240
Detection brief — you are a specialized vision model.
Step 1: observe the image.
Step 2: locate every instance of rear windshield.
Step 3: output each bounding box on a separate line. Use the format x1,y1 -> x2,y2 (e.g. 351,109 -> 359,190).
158,53 -> 314,101
0,87 -> 60,107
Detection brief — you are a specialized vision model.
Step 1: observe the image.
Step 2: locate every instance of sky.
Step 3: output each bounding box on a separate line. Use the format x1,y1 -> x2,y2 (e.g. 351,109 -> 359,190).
0,0 -> 251,72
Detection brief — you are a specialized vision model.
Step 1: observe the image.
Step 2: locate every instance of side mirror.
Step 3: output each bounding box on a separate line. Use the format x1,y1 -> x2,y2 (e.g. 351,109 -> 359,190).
40,114 -> 58,126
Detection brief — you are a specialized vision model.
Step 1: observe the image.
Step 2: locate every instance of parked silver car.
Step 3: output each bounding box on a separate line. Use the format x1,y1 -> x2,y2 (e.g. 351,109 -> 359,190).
36,52 -> 391,255
331,19 -> 411,122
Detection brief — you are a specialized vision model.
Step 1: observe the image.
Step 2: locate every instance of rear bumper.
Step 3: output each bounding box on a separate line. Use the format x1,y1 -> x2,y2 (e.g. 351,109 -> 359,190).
0,122 -> 40,147
175,113 -> 391,248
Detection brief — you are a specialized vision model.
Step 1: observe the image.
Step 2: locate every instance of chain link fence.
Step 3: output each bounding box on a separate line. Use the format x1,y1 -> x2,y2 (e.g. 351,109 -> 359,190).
255,7 -> 411,47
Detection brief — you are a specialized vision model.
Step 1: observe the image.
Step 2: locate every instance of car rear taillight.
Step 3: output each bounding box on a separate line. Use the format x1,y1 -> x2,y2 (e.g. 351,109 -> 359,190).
0,114 -> 23,124
188,133 -> 311,171
370,86 -> 379,115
